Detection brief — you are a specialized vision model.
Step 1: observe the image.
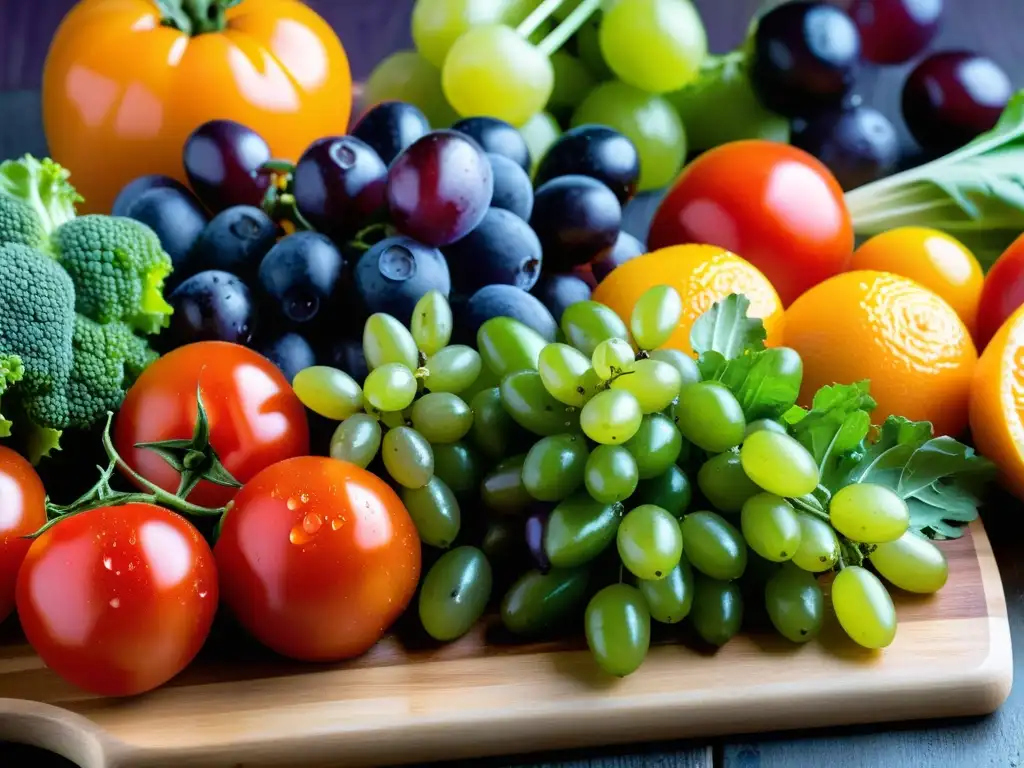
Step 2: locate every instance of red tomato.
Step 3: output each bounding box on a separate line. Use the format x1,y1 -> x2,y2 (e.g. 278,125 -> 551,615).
215,457 -> 421,662
114,342 -> 309,507
977,233 -> 1024,350
16,503 -> 217,696
0,446 -> 46,623
648,140 -> 854,306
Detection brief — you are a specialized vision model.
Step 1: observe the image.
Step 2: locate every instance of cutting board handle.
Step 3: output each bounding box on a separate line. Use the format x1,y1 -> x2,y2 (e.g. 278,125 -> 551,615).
0,697 -> 115,768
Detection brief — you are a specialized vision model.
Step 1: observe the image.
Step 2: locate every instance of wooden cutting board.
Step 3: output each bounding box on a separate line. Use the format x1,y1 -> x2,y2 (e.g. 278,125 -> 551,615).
0,520 -> 1011,768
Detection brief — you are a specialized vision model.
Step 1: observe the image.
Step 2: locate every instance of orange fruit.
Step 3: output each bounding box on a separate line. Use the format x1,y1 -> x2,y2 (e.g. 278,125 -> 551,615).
850,227 -> 983,335
785,271 -> 977,437
970,303 -> 1024,498
592,244 -> 784,356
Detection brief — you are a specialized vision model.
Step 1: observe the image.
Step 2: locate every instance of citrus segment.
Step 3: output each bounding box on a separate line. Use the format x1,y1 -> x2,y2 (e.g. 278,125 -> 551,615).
785,271 -> 976,437
592,244 -> 784,356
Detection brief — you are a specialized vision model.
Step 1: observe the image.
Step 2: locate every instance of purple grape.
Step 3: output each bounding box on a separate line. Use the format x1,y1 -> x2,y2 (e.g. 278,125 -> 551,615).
792,101 -> 899,190
588,230 -> 645,285
257,332 -> 316,384
350,101 -> 431,166
257,232 -> 346,325
386,131 -> 494,247
354,236 -> 451,323
293,136 -> 387,238
452,116 -> 531,172
530,175 -> 621,270
750,2 -> 861,117
531,273 -> 592,323
902,51 -> 1013,154
444,208 -> 542,294
534,125 -> 640,205
166,270 -> 255,347
488,153 -> 534,221
848,0 -> 943,65
112,175 -> 193,217
124,187 -> 208,279
183,120 -> 271,213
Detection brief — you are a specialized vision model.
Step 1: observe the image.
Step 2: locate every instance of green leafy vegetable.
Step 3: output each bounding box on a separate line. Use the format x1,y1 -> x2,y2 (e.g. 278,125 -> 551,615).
846,90 -> 1024,269
690,294 -> 767,359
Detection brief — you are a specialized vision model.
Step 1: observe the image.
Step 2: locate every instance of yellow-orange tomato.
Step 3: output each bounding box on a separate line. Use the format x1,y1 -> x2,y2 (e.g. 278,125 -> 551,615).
850,227 -> 983,336
592,244 -> 784,356
970,302 -> 1024,499
42,0 -> 352,214
786,271 -> 977,437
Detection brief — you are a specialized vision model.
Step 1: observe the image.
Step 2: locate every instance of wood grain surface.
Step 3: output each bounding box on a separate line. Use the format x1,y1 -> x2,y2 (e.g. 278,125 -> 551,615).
0,521 -> 1010,768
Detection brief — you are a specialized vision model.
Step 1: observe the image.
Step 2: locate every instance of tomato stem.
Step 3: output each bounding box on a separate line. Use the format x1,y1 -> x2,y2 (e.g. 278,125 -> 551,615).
157,0 -> 240,36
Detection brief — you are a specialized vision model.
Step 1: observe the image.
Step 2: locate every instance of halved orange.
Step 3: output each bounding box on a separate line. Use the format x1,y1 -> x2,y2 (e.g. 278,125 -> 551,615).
970,303 -> 1024,498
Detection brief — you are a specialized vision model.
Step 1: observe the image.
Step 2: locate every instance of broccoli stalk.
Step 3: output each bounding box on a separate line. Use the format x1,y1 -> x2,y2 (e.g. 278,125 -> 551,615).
0,155 -> 81,235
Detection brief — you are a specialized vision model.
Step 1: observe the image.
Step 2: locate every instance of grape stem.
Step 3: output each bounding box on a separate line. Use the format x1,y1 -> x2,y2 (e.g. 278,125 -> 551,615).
516,0 -> 566,38
788,493 -> 830,524
536,0 -> 604,57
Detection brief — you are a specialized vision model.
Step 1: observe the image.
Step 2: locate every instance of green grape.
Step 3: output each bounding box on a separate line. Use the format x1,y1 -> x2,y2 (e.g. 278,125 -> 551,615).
665,53 -> 789,153
765,564 -> 823,643
522,433 -> 589,502
410,392 -> 473,444
411,290 -> 453,355
585,584 -> 650,677
630,285 -> 683,350
650,348 -> 700,387
740,430 -> 819,498
690,574 -> 743,646
696,452 -> 761,513
831,565 -> 897,650
829,483 -> 910,544
292,366 -> 363,421
581,389 -> 643,444
431,441 -> 482,496
363,313 -> 420,371
674,381 -> 746,453
639,555 -> 694,624
478,317 -> 547,378
545,493 -> 622,567
363,363 -> 417,412
561,300 -> 630,357
418,546 -> 493,641
600,0 -> 708,94
572,80 -> 685,191
744,418 -> 787,437
869,531 -> 949,594
680,511 -> 747,581
456,360 -> 502,403
584,444 -> 638,503
576,16 -> 613,80
740,493 -> 801,562
425,344 -> 482,394
469,387 -> 519,460
363,50 -> 460,129
500,370 -> 582,436
481,455 -> 532,514
411,0 -> 522,67
610,358 -> 681,413
624,413 -> 682,479
519,111 -> 562,175
634,464 -> 692,519
501,567 -> 591,636
381,426 -> 434,489
592,338 -> 635,380
402,476 -> 461,548
329,413 -> 382,468
538,342 -> 596,406
549,51 -> 597,121
442,24 -> 553,127
791,513 -> 840,572
617,504 -> 683,580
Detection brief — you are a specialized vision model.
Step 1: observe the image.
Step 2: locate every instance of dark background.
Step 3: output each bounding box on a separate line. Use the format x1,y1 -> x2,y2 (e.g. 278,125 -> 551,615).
1,1 -> 1024,767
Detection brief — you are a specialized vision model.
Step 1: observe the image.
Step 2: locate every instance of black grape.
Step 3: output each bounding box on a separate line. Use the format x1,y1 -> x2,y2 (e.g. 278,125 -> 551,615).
166,270 -> 255,347
445,208 -> 542,294
452,116 -> 531,171
350,101 -> 431,165
188,205 -> 277,280
530,175 -> 621,270
354,235 -> 451,324
532,273 -> 592,323
488,153 -> 534,221
534,125 -> 640,204
257,232 -> 346,325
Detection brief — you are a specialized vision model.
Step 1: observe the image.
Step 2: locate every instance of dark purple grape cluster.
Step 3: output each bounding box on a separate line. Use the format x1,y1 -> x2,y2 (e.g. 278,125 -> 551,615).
749,0 -> 1012,188
111,106 -> 646,384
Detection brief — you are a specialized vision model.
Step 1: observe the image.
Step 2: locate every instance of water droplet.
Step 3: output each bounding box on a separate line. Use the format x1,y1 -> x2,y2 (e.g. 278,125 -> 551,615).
109,598 -> 120,608
331,517 -> 344,531
289,526 -> 312,546
102,556 -> 113,571
299,492 -> 310,504
302,512 -> 322,535
115,571 -> 121,576
127,561 -> 136,572
128,534 -> 136,545
286,497 -> 300,511
198,590 -> 208,599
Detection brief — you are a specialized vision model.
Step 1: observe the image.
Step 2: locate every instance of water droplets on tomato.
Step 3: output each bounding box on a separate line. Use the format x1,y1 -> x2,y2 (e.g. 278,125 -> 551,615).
102,556 -> 113,571
109,598 -> 120,608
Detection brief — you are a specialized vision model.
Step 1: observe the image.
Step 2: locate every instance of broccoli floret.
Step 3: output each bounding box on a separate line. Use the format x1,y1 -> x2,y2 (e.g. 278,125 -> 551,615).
0,197 -> 49,251
0,155 -> 80,235
0,355 -> 26,437
53,215 -> 174,335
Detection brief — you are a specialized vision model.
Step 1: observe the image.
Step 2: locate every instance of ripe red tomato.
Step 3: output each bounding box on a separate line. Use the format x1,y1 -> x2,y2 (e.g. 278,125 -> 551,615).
0,446 -> 46,623
648,140 -> 854,306
977,233 -> 1024,350
114,342 -> 309,507
16,503 -> 217,696
215,457 -> 421,661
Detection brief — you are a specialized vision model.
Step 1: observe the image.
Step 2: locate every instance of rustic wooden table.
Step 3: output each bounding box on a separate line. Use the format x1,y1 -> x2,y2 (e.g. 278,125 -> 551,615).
1,1 -> 1023,766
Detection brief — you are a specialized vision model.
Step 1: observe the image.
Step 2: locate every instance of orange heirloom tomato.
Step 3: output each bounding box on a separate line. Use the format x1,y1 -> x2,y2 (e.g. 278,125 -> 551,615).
42,0 -> 352,214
